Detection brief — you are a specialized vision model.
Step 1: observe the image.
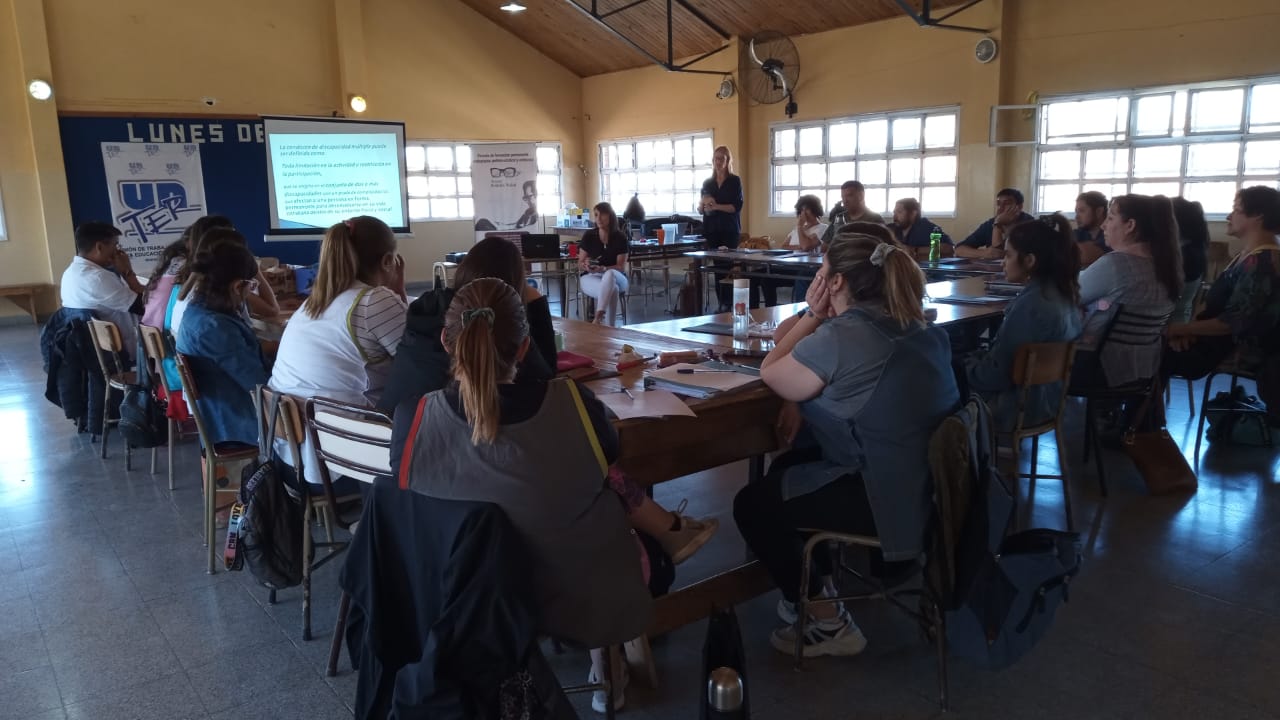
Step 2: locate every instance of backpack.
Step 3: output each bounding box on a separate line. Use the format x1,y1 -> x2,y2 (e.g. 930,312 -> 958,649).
118,384 -> 168,449
1205,386 -> 1274,447
224,391 -> 307,589
944,398 -> 1082,670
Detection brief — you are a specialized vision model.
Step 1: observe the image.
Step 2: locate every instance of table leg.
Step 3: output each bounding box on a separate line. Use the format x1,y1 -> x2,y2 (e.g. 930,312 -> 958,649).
559,272 -> 568,318
691,257 -> 705,314
26,292 -> 38,325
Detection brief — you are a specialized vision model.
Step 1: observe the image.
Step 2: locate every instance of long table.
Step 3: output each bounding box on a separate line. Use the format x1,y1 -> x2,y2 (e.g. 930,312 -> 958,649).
626,276 -> 1010,354
684,249 -> 1005,313
550,318 -> 783,637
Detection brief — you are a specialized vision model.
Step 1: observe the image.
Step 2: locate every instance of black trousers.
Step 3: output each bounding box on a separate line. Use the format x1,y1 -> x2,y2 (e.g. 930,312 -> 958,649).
733,448 -> 877,604
705,231 -> 739,308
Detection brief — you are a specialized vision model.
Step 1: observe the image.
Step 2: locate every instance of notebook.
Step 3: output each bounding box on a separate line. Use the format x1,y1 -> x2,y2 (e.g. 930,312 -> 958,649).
595,389 -> 698,420
644,362 -> 761,399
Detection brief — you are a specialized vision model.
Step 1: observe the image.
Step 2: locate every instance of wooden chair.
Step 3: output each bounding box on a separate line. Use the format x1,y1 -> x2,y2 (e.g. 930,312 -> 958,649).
1069,307 -> 1171,497
174,352 -> 259,574
86,319 -> 137,467
256,388 -> 365,642
303,397 -> 393,677
138,325 -> 197,490
790,399 -> 995,712
1009,341 -> 1077,531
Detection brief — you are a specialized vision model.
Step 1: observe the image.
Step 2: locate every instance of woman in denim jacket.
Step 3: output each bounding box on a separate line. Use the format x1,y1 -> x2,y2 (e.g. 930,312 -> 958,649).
968,214 -> 1082,432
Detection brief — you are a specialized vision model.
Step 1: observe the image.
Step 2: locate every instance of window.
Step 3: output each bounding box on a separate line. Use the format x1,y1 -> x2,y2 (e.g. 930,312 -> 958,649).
405,141 -> 562,221
598,132 -> 714,216
1034,77 -> 1280,217
770,107 -> 959,217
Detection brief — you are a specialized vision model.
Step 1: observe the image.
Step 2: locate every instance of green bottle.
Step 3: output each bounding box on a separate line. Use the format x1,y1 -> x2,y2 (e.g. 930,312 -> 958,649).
928,229 -> 942,262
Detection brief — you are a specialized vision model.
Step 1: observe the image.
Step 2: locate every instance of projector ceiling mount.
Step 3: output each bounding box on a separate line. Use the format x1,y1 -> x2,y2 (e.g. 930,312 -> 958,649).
892,0 -> 991,34
561,0 -> 732,75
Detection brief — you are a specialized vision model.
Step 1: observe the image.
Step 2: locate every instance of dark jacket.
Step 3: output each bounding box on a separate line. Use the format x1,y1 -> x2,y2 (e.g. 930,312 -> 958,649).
340,480 -> 576,720
41,307 -> 106,434
378,288 -> 557,415
960,212 -> 1036,248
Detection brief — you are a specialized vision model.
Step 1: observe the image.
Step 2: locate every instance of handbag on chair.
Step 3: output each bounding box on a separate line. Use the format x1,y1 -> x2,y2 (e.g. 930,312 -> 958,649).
1122,380 -> 1197,495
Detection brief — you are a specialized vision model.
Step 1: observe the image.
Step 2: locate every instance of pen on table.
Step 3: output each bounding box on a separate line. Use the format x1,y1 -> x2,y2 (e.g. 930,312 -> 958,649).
677,368 -> 739,374
623,388 -> 636,400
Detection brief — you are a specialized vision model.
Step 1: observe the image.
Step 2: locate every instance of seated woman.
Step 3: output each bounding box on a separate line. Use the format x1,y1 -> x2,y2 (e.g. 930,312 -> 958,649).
381,236 -> 718,566
141,238 -> 188,330
735,230 -> 960,658
169,215 -> 279,336
1072,194 -> 1182,390
578,201 -> 630,326
1163,186 -> 1280,410
393,278 -> 651,711
174,233 -> 268,447
967,214 -> 1082,432
1172,197 -> 1211,323
269,215 -> 407,486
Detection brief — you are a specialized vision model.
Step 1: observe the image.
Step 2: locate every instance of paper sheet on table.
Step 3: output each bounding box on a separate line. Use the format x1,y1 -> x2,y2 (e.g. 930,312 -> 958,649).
596,388 -> 698,420
646,362 -> 762,398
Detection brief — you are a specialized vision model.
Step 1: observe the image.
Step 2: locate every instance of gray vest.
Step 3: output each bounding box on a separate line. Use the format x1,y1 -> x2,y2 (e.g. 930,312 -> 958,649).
402,378 -> 653,647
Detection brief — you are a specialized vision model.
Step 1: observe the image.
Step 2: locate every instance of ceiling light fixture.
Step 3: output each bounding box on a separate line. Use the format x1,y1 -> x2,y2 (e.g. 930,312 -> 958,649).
28,79 -> 53,101
349,94 -> 368,113
500,1 -> 526,13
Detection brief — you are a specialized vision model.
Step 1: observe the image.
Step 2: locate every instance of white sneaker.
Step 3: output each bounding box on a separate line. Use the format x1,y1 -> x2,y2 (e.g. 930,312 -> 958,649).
657,499 -> 719,565
776,585 -> 837,625
588,659 -> 628,714
770,611 -> 868,658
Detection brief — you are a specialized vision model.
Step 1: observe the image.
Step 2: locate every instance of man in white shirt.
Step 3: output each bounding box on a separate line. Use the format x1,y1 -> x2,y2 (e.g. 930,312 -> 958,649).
60,222 -> 145,356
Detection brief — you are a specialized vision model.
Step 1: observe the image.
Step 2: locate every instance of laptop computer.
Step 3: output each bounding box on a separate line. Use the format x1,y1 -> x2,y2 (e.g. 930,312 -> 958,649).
520,233 -> 562,260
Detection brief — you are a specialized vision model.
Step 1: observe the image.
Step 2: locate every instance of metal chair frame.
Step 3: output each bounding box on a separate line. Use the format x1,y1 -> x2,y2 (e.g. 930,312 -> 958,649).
1009,341 -> 1077,531
86,318 -> 136,468
139,324 -> 197,490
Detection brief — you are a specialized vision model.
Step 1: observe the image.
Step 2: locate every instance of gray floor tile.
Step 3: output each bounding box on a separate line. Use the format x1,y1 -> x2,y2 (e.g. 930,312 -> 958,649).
0,665 -> 63,719
206,681 -> 352,720
148,582 -> 289,670
186,639 -> 318,714
63,672 -> 207,720
43,608 -> 180,705
0,627 -> 51,677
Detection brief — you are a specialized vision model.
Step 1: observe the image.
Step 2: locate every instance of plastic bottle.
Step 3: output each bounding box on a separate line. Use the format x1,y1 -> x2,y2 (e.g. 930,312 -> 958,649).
929,228 -> 942,263
732,279 -> 751,340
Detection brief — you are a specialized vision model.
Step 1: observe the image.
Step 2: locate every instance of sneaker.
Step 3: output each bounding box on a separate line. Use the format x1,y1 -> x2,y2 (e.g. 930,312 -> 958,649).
658,500 -> 719,565
770,611 -> 868,658
776,585 -> 836,625
588,659 -> 628,714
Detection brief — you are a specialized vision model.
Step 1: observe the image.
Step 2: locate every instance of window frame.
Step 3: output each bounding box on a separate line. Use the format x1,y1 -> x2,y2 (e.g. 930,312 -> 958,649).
0,185 -> 7,242
1032,75 -> 1280,220
768,105 -> 961,219
597,130 -> 715,217
404,140 -> 563,223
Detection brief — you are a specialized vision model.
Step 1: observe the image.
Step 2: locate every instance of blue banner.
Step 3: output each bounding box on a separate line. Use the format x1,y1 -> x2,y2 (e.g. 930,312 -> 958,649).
59,116 -> 320,266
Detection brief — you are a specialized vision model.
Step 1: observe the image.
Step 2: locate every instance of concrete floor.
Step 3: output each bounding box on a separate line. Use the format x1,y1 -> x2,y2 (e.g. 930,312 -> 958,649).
2,290 -> 1278,719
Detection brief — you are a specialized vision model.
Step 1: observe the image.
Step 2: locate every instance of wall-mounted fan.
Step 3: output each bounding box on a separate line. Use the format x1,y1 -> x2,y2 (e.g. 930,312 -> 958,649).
742,30 -> 800,117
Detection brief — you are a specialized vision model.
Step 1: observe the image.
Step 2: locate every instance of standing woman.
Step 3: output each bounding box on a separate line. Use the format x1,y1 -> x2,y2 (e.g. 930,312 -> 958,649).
700,145 -> 745,312
269,215 -> 407,486
578,202 -> 630,326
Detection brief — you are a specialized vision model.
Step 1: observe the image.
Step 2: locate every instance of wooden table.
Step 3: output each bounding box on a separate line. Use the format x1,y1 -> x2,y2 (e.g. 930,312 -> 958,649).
683,250 -> 1004,312
0,283 -> 50,325
551,318 -> 785,635
626,276 -> 1010,352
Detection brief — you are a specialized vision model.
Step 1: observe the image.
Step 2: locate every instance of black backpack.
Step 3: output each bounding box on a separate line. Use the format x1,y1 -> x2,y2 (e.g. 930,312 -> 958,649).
224,391 -> 307,589
118,384 -> 168,449
944,399 -> 1082,670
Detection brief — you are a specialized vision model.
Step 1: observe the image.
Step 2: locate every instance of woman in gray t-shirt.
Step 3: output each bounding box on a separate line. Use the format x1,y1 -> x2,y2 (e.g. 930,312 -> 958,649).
734,230 -> 959,660
1072,194 -> 1183,388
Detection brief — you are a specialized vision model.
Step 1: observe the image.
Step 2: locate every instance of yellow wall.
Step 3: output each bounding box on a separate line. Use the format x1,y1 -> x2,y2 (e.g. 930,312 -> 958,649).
2,0 -> 583,312
4,0 -> 1279,321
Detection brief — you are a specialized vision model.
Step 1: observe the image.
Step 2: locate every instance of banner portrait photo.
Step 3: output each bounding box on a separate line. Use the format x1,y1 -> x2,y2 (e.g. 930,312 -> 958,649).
100,141 -> 208,266
470,143 -> 539,240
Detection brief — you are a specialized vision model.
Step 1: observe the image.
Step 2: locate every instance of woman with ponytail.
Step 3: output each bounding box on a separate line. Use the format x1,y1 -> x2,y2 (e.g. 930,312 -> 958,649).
174,232 -> 268,446
269,215 -> 408,485
968,214 -> 1083,430
1073,194 -> 1182,388
734,229 -> 959,659
394,278 -> 651,711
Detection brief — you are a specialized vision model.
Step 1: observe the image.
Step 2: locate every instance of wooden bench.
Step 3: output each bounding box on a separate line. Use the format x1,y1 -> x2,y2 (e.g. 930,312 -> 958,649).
0,284 -> 50,325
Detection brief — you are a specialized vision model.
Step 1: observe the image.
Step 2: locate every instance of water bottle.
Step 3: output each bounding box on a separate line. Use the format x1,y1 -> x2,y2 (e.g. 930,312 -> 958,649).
929,228 -> 942,263
732,279 -> 751,340
707,667 -> 744,719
